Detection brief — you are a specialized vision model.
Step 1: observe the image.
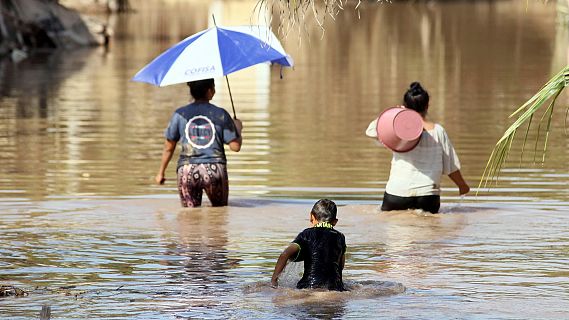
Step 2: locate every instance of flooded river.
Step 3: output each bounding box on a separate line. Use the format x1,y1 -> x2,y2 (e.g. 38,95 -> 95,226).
1,0 -> 568,319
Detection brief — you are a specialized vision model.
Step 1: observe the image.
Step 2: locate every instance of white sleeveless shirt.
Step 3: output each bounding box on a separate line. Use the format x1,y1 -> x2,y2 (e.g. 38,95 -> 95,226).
366,119 -> 461,197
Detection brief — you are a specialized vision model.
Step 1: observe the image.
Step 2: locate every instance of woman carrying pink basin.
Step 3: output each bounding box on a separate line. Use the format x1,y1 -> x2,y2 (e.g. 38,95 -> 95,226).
366,82 -> 470,213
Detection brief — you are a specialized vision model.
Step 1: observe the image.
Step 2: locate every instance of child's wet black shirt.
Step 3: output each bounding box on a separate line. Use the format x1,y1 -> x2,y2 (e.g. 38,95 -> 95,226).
292,225 -> 347,291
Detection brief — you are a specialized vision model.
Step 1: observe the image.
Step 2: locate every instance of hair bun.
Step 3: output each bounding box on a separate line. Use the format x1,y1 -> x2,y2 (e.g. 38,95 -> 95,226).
409,82 -> 424,95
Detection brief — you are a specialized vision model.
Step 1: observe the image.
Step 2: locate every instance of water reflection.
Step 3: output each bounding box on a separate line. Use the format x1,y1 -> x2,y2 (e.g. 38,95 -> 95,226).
278,299 -> 347,320
0,53 -> 70,118
0,1 -> 566,205
270,0 -> 564,191
0,3 -> 568,318
0,197 -> 568,318
160,207 -> 238,283
376,211 -> 468,279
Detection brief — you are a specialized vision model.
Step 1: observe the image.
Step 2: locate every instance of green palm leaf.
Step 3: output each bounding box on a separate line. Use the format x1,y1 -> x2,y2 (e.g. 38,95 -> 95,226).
478,66 -> 569,192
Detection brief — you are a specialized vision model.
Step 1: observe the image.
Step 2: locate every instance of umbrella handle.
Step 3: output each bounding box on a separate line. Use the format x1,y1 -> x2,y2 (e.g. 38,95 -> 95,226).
225,75 -> 237,119
213,15 -> 236,119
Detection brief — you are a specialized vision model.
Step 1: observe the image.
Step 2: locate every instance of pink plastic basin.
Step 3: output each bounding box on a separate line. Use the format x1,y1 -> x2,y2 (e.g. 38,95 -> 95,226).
376,107 -> 423,152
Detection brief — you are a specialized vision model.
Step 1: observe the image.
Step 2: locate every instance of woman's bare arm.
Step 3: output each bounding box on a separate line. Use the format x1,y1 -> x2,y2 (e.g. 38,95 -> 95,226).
449,170 -> 470,195
229,118 -> 243,152
155,139 -> 177,184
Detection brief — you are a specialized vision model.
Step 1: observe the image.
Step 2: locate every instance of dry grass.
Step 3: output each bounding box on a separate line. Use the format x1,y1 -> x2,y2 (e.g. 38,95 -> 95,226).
253,0 -> 392,43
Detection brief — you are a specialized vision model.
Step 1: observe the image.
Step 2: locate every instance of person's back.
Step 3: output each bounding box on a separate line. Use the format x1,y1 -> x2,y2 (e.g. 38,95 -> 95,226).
365,82 -> 469,213
292,223 -> 346,291
271,199 -> 347,291
170,101 -> 237,167
154,78 -> 243,207
386,123 -> 460,197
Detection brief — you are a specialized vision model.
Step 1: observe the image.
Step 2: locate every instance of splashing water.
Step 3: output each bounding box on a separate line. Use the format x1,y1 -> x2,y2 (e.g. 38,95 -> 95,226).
278,262 -> 304,288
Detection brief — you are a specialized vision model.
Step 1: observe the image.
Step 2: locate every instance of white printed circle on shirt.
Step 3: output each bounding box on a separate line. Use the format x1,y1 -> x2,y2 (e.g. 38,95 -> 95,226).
185,115 -> 216,149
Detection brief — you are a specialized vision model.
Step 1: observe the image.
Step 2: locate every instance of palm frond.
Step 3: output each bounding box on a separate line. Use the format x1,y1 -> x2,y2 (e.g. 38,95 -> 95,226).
478,66 -> 569,193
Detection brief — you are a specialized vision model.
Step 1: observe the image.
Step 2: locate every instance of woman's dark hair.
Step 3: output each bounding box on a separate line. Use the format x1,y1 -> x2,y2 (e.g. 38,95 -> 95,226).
187,78 -> 215,100
403,82 -> 429,115
311,199 -> 337,222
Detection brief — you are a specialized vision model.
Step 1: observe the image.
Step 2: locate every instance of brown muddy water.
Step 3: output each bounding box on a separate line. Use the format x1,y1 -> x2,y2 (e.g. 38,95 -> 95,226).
1,0 -> 568,319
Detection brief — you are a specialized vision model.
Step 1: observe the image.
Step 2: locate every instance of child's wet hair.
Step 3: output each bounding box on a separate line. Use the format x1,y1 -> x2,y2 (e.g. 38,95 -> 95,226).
311,199 -> 337,222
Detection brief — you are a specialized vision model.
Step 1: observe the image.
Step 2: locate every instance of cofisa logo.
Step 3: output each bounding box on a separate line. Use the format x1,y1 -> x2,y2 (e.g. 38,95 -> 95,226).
185,65 -> 215,76
185,115 -> 216,149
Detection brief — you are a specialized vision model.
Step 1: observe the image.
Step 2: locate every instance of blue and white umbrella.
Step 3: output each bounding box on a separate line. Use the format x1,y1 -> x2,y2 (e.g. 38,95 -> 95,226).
132,25 -> 294,87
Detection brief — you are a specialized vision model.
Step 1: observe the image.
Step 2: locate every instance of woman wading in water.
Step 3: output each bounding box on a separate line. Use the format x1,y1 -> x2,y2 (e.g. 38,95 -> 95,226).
155,78 -> 243,207
366,82 -> 469,213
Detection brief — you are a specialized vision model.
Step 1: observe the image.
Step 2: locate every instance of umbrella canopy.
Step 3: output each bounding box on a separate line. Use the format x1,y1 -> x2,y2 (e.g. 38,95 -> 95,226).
132,25 -> 294,87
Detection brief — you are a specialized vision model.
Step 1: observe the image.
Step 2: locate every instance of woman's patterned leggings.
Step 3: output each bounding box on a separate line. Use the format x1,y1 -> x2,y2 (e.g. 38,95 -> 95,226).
176,163 -> 229,207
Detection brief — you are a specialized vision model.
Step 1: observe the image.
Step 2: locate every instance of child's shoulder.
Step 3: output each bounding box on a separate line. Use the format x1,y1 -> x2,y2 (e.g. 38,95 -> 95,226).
333,228 -> 346,239
295,227 -> 313,236
297,227 -> 342,234
314,227 -> 345,238
329,228 -> 346,241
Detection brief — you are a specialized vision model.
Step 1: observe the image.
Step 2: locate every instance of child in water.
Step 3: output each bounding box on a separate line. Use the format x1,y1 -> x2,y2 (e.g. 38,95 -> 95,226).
271,199 -> 347,291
